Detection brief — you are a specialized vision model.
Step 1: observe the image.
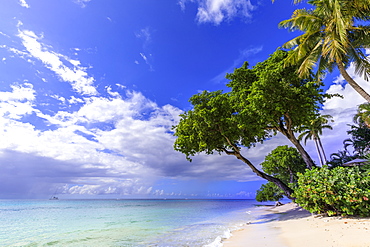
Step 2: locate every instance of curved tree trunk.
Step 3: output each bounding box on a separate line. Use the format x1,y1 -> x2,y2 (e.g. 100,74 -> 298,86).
225,150 -> 295,199
337,62 -> 370,102
278,126 -> 316,169
276,115 -> 316,169
289,136 -> 316,169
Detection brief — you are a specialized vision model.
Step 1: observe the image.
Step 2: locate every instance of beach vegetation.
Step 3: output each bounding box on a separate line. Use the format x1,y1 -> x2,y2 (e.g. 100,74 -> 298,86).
173,49 -> 328,199
279,0 -> 370,102
173,90 -> 295,198
256,146 -> 306,202
327,104 -> 370,167
353,102 -> 370,128
226,49 -> 328,169
345,125 -> 370,157
327,150 -> 353,168
298,115 -> 333,166
294,166 -> 370,217
256,182 -> 285,202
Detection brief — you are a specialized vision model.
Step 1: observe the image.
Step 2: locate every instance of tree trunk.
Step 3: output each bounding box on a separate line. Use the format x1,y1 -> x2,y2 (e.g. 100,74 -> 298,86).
337,62 -> 370,102
280,129 -> 316,169
318,137 -> 328,165
314,138 -> 325,167
226,151 -> 295,199
276,116 -> 316,169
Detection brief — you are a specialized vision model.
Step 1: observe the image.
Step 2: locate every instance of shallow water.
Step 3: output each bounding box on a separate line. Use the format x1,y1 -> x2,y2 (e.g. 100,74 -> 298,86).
0,199 -> 264,246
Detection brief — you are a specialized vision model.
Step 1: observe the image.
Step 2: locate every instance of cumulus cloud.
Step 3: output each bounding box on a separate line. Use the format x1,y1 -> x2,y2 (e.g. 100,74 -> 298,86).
16,27 -> 98,96
180,0 -> 256,25
315,63 -> 370,160
0,81 -> 257,198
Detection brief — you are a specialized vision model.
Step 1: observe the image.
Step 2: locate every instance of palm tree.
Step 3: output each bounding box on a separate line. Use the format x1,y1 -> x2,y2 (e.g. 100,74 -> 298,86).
298,115 -> 333,166
279,0 -> 370,102
328,150 -> 353,168
353,102 -> 370,128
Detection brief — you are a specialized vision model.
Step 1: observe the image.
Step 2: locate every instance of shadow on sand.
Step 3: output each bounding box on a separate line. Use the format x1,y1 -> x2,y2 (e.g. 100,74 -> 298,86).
250,205 -> 312,225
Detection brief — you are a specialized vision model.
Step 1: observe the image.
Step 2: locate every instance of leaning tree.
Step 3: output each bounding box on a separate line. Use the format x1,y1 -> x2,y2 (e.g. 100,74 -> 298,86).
173,90 -> 295,198
226,49 -> 329,169
173,49 -> 330,198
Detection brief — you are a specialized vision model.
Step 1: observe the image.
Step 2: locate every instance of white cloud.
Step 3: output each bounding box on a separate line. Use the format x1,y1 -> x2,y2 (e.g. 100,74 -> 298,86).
180,0 -> 256,25
50,94 -> 66,104
0,82 -> 263,197
0,84 -> 183,197
19,0 -> 30,8
0,83 -> 35,102
136,27 -> 155,71
135,27 -> 152,47
17,27 -> 98,96
74,0 -> 92,8
0,83 -> 36,120
68,96 -> 85,104
139,52 -> 154,71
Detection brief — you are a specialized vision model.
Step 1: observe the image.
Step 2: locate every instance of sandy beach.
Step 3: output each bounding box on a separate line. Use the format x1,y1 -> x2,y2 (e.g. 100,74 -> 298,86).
223,203 -> 370,247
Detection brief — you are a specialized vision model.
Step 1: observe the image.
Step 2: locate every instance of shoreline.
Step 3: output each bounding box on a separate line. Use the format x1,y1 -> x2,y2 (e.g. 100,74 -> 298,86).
222,203 -> 370,247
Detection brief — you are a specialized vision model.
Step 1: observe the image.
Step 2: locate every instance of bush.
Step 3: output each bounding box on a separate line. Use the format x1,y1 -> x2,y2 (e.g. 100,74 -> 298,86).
256,182 -> 284,202
294,166 -> 370,217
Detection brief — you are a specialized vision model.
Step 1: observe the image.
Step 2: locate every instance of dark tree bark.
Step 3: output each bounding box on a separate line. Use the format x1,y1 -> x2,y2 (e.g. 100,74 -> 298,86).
275,115 -> 316,170
223,148 -> 294,199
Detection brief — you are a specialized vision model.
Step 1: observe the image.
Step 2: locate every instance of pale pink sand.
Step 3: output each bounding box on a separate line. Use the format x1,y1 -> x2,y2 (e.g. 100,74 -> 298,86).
223,203 -> 370,247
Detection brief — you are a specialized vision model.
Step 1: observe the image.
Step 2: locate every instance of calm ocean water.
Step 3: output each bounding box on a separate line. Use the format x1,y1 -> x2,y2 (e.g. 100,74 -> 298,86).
0,199 -> 266,247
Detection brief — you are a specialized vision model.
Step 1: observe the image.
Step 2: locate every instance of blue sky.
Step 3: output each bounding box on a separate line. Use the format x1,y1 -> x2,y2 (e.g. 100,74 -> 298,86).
0,0 -> 368,199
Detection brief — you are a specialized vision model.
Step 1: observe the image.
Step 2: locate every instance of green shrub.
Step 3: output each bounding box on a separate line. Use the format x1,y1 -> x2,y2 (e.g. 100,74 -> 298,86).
294,166 -> 370,217
256,182 -> 284,202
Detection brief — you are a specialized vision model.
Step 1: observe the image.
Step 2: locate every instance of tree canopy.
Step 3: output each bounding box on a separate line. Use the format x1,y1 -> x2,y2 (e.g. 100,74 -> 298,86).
173,49 -> 329,198
260,145 -> 307,184
256,146 -> 307,202
279,0 -> 370,101
226,49 -> 327,169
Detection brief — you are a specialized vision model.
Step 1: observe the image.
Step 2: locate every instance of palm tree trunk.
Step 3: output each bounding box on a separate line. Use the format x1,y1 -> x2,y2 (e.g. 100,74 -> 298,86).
314,138 -> 324,167
337,62 -> 370,102
317,137 -> 328,164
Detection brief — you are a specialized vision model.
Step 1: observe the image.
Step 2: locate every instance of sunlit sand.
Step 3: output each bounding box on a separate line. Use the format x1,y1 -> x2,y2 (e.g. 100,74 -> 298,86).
223,203 -> 370,247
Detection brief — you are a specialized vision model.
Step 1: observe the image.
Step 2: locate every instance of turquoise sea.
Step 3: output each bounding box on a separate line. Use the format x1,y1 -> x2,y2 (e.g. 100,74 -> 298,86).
0,199 -> 267,247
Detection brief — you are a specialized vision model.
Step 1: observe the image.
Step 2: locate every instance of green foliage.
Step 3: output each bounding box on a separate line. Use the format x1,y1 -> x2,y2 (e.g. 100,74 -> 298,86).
174,50 -> 326,164
256,146 -> 306,202
347,125 -> 370,156
261,145 -> 307,183
256,182 -> 284,202
227,49 -> 325,132
173,90 -> 268,161
226,49 -> 329,169
279,0 -> 370,102
173,49 -> 327,197
279,0 -> 370,80
327,150 -> 354,168
294,167 -> 370,217
353,103 -> 370,128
